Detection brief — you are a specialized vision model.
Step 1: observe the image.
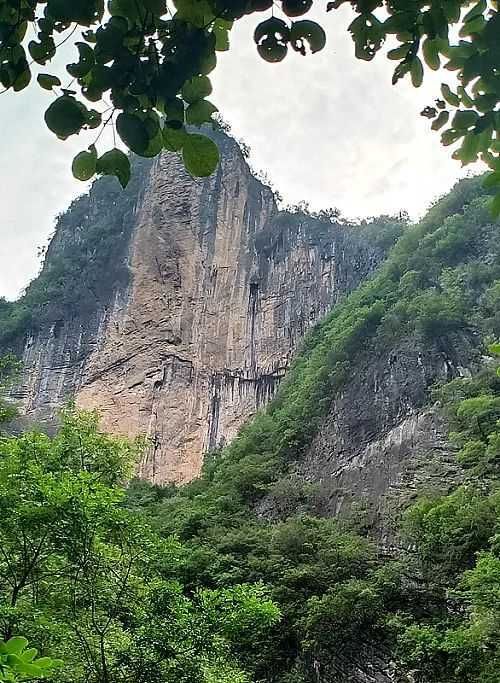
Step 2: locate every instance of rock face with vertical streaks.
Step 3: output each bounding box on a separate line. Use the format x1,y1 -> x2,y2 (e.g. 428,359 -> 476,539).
7,131 -> 385,483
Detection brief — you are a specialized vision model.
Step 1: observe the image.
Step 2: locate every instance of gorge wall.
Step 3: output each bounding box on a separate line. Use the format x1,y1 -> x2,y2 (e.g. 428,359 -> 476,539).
9,131 -> 387,483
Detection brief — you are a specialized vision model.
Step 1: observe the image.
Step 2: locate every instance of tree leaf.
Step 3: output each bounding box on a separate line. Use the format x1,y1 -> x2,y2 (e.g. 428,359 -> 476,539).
37,73 -> 62,90
422,39 -> 440,70
290,20 -> 326,54
142,130 -> 164,158
4,638 -> 28,655
254,17 -> 290,42
116,113 -> 150,154
463,0 -> 487,22
483,172 -> 500,189
459,14 -> 486,37
441,129 -> 463,146
452,109 -> 478,129
22,648 -> 38,662
28,37 -> 56,64
32,657 -> 56,669
441,83 -> 460,107
185,99 -> 218,125
13,67 -> 31,92
142,0 -> 167,15
387,43 -> 411,60
44,96 -> 87,139
212,18 -> 232,51
182,133 -> 219,177
282,0 -> 313,17
162,126 -> 188,151
182,75 -> 212,104
410,56 -> 424,87
67,42 -> 95,78
96,148 -> 131,188
257,39 -> 288,62
72,147 -> 97,181
431,110 -> 449,130
457,85 -> 474,108
163,97 -> 185,125
454,131 -> 480,164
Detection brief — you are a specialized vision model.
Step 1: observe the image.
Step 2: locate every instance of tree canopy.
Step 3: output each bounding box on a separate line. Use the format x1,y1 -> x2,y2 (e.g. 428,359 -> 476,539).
0,0 -> 499,209
0,405 -> 280,683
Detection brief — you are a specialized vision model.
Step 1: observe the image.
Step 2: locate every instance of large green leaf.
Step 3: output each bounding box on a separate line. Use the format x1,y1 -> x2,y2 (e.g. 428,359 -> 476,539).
3,638 -> 28,655
441,83 -> 460,106
44,96 -> 88,139
212,18 -> 232,51
13,67 -> 31,91
282,0 -> 313,17
254,17 -> 290,62
454,131 -> 479,164
182,133 -> 219,177
162,126 -> 188,151
290,20 -> 326,54
116,113 -> 150,154
142,130 -> 164,158
142,0 -> 167,15
67,42 -> 95,78
422,39 -> 440,70
96,148 -> 131,187
182,75 -> 212,104
410,56 -> 424,87
483,171 -> 500,189
185,99 -> 218,125
28,37 -> 56,64
72,147 -> 97,181
174,0 -> 215,27
452,109 -> 478,129
431,110 -> 449,130
37,73 -> 61,90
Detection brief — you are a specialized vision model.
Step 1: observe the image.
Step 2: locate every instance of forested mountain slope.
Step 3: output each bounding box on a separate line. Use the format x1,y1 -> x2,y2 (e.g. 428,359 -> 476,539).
0,130 -> 395,483
126,174 -> 500,682
1,143 -> 500,682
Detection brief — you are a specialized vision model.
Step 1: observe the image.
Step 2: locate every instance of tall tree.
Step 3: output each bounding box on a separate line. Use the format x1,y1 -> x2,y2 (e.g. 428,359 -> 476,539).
0,407 -> 280,683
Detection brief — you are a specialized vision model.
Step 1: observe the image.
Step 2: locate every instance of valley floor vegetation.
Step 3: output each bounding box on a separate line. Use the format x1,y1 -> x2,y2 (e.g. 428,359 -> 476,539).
1,175 -> 500,682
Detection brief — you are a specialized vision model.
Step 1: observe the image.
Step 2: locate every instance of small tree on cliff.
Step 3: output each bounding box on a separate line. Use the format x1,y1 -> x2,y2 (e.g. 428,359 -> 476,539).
0,0 -> 499,210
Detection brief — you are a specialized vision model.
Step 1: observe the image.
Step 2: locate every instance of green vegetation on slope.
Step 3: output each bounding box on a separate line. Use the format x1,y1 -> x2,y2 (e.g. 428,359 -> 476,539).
0,156 -> 152,349
2,174 -> 500,682
0,408 -> 279,683
141,175 -> 499,538
124,174 -> 500,681
0,354 -> 19,424
392,364 -> 500,682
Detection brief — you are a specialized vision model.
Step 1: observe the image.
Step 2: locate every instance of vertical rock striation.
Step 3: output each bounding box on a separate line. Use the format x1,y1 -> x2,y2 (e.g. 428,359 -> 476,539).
10,133 -> 385,483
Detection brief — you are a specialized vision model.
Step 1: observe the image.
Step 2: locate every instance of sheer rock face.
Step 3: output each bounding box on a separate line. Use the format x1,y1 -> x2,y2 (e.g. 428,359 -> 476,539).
13,136 -> 382,483
296,331 -> 479,536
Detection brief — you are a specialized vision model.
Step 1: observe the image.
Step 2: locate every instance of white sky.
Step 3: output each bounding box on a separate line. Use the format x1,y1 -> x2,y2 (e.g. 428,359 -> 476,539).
0,6 -> 478,301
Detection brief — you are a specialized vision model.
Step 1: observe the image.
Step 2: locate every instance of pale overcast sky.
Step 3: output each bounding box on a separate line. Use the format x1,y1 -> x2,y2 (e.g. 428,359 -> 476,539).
0,7 -> 477,301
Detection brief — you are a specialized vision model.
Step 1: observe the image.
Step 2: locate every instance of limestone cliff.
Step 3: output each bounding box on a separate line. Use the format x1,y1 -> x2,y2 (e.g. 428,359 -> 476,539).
9,131 -> 386,483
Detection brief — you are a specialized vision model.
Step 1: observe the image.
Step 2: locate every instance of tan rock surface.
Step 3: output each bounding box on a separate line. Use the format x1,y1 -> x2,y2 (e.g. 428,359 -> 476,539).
14,136 -> 381,483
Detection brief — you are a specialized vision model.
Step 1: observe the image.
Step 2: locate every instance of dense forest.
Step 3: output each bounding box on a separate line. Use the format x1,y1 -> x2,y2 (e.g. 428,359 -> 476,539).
1,174 -> 500,682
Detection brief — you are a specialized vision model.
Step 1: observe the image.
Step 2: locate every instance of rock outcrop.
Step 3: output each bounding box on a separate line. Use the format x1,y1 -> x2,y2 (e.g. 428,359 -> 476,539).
10,132 -> 385,483
298,332 -> 479,538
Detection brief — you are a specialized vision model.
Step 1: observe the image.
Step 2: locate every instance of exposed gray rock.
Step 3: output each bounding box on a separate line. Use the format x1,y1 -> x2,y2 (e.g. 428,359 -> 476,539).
297,332 -> 479,536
